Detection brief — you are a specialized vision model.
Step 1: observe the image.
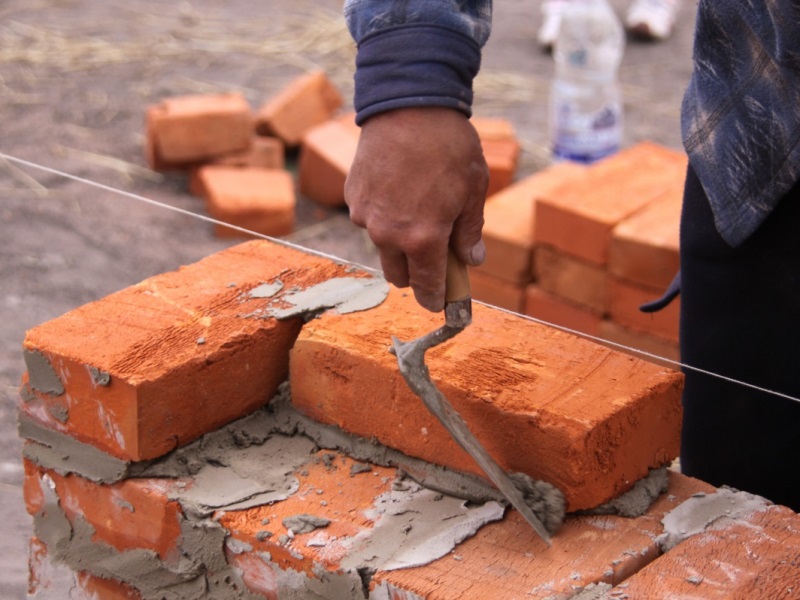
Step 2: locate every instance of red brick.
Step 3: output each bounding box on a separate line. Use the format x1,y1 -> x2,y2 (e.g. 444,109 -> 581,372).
614,499 -> 800,599
289,286 -> 683,511
608,276 -> 680,343
20,240 -> 361,461
533,245 -> 609,314
255,70 -> 343,146
610,182 -> 683,289
523,285 -> 603,339
297,116 -> 360,207
469,267 -> 525,312
195,165 -> 296,238
471,117 -> 522,196
24,459 -> 183,560
480,162 -> 585,284
533,142 -> 687,265
598,320 -> 680,369
220,450 -> 715,599
378,472 -> 715,599
212,136 -> 286,170
145,93 -> 253,168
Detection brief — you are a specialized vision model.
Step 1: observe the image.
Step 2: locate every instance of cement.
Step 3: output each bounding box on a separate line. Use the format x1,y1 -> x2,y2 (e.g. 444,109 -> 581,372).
23,350 -> 64,396
264,276 -> 389,320
19,414 -> 131,482
581,467 -> 670,518
657,487 -> 771,552
339,480 -> 505,572
31,472 -> 262,600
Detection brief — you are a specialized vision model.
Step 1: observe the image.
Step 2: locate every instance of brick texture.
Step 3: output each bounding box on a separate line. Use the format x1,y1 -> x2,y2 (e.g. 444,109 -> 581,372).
289,285 -> 683,511
297,116 -> 360,207
610,183 -> 683,289
255,70 -> 343,146
616,501 -> 800,599
533,142 -> 687,265
20,240 -> 362,461
195,165 -> 296,238
145,93 -> 253,168
524,285 -> 603,339
479,162 -> 584,284
469,268 -> 525,313
608,276 -> 680,343
534,245 -> 609,314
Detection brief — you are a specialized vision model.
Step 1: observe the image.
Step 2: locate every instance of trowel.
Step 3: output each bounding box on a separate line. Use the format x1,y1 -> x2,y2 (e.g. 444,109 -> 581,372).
390,249 -> 562,545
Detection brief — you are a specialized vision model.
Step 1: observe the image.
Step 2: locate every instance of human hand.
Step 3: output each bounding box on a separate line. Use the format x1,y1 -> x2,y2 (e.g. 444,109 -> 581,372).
344,107 -> 489,312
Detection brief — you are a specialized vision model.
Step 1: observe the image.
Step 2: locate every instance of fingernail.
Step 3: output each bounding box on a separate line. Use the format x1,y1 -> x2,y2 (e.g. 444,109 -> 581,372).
469,240 -> 486,266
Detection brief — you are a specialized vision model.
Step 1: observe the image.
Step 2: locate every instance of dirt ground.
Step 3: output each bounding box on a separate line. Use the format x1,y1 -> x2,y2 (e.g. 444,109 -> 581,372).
0,1 -> 695,597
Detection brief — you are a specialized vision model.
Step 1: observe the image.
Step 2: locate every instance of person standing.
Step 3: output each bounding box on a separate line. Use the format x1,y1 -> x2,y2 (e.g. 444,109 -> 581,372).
343,0 -> 800,511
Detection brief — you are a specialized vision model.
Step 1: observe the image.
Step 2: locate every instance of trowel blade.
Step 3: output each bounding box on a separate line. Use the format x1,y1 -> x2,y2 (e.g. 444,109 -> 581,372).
391,335 -> 553,545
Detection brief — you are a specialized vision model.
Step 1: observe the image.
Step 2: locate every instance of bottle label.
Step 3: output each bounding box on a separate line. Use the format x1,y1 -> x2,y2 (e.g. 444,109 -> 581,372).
552,101 -> 622,164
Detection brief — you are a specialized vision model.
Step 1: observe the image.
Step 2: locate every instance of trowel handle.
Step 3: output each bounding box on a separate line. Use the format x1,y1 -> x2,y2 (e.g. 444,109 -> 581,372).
445,247 -> 471,304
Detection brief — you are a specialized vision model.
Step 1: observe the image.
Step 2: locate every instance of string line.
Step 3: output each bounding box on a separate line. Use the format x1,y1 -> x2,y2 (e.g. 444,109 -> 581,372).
3,150 -> 798,405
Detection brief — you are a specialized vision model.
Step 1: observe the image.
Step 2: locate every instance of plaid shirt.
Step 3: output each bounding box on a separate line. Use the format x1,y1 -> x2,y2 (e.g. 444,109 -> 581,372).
345,0 -> 800,246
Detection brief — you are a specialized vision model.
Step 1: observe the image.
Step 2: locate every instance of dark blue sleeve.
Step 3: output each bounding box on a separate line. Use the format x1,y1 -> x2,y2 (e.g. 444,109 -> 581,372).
343,0 -> 492,125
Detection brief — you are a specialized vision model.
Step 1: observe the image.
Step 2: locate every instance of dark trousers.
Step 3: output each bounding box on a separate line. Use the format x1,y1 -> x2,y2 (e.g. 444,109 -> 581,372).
679,165 -> 800,511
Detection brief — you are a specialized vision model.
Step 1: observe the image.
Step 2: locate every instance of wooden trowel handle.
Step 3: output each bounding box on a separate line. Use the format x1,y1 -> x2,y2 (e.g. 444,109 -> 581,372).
445,247 -> 471,304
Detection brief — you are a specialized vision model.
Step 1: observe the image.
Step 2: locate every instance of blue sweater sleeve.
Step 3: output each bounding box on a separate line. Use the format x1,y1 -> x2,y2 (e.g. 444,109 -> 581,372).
343,0 -> 493,125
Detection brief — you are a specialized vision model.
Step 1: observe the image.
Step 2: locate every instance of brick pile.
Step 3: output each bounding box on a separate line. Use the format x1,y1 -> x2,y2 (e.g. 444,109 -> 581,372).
145,70 -> 521,240
18,239 -> 800,599
473,142 -> 686,367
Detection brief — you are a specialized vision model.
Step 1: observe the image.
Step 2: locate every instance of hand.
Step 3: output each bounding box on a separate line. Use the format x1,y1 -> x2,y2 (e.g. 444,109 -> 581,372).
344,107 -> 489,312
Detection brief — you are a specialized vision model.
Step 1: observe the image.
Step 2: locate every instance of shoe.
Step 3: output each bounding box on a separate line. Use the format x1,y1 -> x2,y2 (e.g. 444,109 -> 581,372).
625,0 -> 680,40
538,0 -> 569,51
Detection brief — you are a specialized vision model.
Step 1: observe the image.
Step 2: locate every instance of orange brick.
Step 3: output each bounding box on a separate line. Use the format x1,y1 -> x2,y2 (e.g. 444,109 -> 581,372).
524,285 -> 603,339
195,165 -> 296,238
469,267 -> 525,312
534,245 -> 609,314
255,70 -> 343,146
534,142 -> 687,265
297,117 -> 360,207
598,320 -> 680,369
212,136 -> 286,170
613,498 -> 800,599
471,117 -> 521,197
220,450 -> 714,600
608,276 -> 680,343
20,240 -> 363,461
481,162 -> 585,284
24,459 -> 183,560
289,286 -> 683,511
145,93 -> 253,167
610,182 -> 683,289
378,472 -> 715,599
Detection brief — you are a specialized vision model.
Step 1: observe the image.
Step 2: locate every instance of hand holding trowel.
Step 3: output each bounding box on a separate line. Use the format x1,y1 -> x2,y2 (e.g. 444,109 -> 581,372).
390,249 -> 565,545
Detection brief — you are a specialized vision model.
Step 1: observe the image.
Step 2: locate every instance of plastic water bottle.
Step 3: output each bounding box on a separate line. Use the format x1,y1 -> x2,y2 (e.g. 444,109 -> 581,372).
549,0 -> 624,163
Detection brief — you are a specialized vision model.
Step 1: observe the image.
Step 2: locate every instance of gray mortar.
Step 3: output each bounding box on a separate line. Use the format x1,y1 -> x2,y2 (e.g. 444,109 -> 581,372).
23,349 -> 64,395
19,414 -> 131,482
31,473 -> 261,600
283,514 -> 332,535
580,467 -> 670,518
263,276 -> 389,321
23,379 -> 673,598
657,487 -> 771,552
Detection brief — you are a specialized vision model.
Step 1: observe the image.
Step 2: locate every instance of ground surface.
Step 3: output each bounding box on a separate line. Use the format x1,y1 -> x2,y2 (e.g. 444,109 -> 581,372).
0,1 -> 695,597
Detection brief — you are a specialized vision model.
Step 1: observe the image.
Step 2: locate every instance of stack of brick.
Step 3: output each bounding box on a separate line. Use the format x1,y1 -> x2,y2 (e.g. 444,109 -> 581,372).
473,142 -> 685,366
18,239 -> 800,598
145,71 -> 522,241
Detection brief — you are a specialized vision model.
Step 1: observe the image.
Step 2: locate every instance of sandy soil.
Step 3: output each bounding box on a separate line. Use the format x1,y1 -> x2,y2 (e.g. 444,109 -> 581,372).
0,1 -> 695,597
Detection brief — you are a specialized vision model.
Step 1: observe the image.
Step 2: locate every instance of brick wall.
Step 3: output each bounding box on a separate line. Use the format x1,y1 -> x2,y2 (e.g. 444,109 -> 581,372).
18,234 -> 800,598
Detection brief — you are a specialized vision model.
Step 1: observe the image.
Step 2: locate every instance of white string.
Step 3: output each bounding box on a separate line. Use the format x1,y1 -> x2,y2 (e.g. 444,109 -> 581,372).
3,150 -> 799,405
